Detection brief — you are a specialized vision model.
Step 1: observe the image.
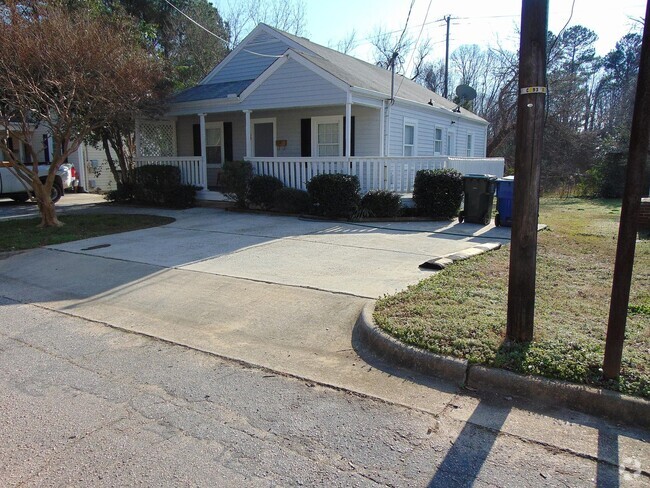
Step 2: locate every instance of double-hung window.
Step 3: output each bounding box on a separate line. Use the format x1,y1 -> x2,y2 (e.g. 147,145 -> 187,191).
466,134 -> 473,157
403,120 -> 416,156
312,116 -> 343,157
434,128 -> 443,155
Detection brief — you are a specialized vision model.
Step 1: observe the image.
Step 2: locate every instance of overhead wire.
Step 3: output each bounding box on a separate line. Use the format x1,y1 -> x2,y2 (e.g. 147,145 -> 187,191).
163,0 -> 283,59
396,0 -> 433,96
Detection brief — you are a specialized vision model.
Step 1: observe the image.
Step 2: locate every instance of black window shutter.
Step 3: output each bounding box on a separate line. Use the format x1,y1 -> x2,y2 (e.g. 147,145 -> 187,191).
300,118 -> 311,157
7,137 -> 13,152
192,124 -> 201,157
342,116 -> 356,156
224,122 -> 233,161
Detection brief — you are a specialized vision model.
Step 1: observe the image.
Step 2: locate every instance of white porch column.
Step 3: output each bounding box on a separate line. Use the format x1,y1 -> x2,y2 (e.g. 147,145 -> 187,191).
379,100 -> 385,157
199,113 -> 207,190
243,110 -> 252,158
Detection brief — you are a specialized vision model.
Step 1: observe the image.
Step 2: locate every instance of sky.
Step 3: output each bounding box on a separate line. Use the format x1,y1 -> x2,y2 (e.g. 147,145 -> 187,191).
299,0 -> 647,64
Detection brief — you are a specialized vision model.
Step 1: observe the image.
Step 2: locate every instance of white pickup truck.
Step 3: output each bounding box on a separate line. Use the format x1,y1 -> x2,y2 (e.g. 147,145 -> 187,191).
0,161 -> 66,203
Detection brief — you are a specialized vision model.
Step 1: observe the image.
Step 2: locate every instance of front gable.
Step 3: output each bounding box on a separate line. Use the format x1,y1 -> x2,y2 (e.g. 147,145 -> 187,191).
239,55 -> 348,110
202,24 -> 315,85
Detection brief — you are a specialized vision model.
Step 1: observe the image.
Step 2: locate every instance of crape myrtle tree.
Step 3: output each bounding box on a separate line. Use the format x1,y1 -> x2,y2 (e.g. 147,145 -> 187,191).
0,0 -> 167,227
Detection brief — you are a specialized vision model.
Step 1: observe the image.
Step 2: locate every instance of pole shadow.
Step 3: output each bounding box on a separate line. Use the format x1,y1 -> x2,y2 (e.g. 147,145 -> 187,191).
428,401 -> 511,487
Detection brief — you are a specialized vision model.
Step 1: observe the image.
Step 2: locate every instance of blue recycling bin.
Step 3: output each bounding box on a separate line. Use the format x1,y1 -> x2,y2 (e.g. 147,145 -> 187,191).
495,176 -> 514,227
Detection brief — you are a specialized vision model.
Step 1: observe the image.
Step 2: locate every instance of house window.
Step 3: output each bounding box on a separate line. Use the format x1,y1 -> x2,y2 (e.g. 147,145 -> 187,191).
466,134 -> 473,157
403,120 -> 416,156
434,128 -> 443,155
312,116 -> 343,157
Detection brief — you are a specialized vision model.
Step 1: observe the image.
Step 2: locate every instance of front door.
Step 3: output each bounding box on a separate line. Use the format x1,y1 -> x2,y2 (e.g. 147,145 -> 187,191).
252,119 -> 276,157
206,122 -> 224,189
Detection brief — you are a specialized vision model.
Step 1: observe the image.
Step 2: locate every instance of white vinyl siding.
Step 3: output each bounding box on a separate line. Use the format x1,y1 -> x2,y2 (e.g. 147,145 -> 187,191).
241,59 -> 346,110
387,103 -> 487,157
403,120 -> 417,156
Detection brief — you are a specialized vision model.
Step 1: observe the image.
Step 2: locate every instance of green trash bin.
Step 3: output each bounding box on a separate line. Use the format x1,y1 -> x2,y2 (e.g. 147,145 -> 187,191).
458,174 -> 497,225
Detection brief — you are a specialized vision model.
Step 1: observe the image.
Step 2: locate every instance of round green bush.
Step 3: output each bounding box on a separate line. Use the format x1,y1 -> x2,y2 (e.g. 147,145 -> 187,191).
248,175 -> 284,210
361,190 -> 402,218
413,168 -> 463,219
306,173 -> 360,219
272,187 -> 311,214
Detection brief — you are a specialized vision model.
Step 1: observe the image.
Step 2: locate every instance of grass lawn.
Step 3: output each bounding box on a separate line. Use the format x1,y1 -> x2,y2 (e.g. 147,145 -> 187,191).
0,214 -> 175,252
374,198 -> 650,398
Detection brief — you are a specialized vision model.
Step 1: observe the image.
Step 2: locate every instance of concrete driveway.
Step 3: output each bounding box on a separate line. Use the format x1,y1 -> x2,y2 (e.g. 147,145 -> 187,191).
46,203 -> 512,298
0,198 -> 512,412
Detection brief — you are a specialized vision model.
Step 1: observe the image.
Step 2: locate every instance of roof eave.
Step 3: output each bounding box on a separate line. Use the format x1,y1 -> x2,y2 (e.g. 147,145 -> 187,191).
349,86 -> 488,125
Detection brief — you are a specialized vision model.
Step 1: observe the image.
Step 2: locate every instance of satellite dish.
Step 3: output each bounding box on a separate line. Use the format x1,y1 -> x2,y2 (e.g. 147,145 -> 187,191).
455,84 -> 477,102
453,84 -> 477,112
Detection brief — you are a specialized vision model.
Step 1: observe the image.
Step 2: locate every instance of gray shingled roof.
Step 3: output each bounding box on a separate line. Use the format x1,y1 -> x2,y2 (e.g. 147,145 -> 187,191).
268,25 -> 486,123
172,79 -> 254,103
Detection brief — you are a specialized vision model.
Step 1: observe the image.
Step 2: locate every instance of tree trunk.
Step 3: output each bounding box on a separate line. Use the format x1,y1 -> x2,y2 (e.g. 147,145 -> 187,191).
33,180 -> 62,228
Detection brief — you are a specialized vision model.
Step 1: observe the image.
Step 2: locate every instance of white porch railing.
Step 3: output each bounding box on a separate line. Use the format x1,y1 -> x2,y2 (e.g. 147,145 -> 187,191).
134,156 -> 205,189
248,156 -> 505,194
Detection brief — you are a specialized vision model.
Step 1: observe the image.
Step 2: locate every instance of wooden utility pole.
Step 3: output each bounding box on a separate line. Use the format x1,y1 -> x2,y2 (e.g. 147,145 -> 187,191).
506,0 -> 548,342
443,15 -> 450,99
603,2 -> 650,379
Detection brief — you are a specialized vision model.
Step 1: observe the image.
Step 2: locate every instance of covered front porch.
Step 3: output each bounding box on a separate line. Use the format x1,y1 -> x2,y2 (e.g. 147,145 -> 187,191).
134,104 -> 504,200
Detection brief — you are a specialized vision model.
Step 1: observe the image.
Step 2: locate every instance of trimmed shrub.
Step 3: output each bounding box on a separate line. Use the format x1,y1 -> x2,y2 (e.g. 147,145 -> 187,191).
273,187 -> 311,214
160,184 -> 198,209
221,160 -> 253,207
306,173 -> 360,219
248,175 -> 284,210
105,182 -> 135,203
361,190 -> 402,218
127,165 -> 197,208
413,168 -> 463,219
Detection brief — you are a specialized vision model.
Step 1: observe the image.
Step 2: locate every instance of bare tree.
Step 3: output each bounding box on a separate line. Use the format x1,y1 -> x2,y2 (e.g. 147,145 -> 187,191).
330,29 -> 357,55
0,1 -> 167,227
220,0 -> 306,45
370,26 -> 415,73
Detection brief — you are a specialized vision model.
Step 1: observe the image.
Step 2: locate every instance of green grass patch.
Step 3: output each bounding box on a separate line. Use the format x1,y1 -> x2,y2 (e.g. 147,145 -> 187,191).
375,198 -> 650,398
0,214 -> 175,252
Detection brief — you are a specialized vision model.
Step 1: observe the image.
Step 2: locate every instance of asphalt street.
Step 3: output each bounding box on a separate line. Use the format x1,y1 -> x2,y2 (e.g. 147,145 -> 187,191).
1,299 -> 638,487
1,195 -> 648,486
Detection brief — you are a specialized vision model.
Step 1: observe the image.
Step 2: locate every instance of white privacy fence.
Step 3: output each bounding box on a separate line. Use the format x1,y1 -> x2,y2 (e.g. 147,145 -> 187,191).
248,156 -> 505,194
134,157 -> 205,188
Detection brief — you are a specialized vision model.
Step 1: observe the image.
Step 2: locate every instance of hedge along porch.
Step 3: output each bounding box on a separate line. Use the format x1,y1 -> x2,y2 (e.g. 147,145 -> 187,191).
134,23 -> 504,200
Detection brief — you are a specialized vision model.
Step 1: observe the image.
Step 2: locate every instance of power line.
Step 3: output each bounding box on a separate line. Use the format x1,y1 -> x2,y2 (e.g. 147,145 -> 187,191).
163,0 -> 283,59
396,0 -> 433,95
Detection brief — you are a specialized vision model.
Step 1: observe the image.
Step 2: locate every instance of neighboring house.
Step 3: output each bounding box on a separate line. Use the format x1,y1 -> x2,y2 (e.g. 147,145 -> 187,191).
135,23 -> 503,199
0,122 -> 118,192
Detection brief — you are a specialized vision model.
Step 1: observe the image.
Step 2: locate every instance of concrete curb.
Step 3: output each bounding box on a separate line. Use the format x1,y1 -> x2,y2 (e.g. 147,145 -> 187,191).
356,302 -> 650,429
355,302 -> 468,386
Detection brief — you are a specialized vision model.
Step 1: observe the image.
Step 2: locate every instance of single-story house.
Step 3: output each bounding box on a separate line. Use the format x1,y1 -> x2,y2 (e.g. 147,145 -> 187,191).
135,23 -> 504,199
